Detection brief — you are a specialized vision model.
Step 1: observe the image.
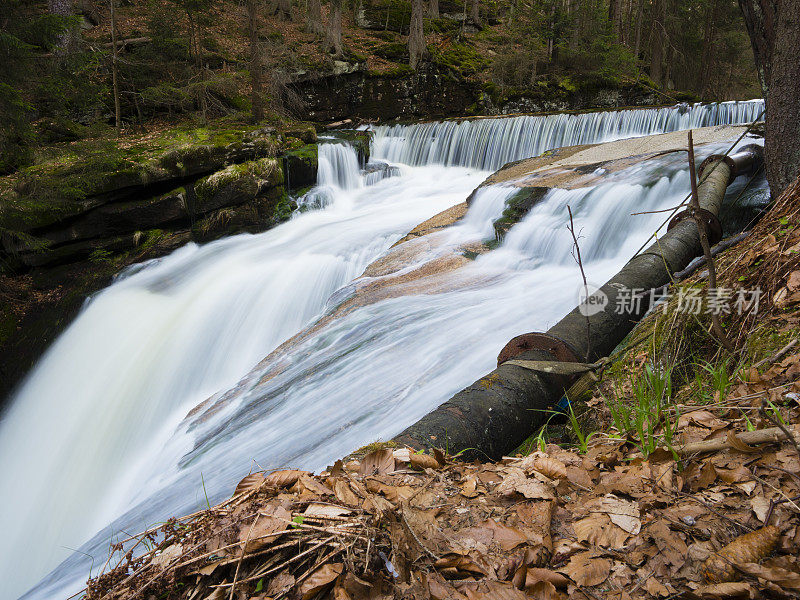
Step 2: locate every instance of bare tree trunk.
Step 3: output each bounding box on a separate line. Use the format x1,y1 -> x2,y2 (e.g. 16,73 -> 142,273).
186,11 -> 207,121
247,0 -> 265,122
409,0 -> 426,68
277,0 -> 292,20
429,0 -> 438,18
649,0 -> 664,85
699,0 -> 719,95
110,0 -> 121,133
608,0 -> 621,40
737,0 -> 774,94
633,0 -> 643,62
470,0 -> 480,24
49,0 -> 77,53
326,0 -> 343,55
308,0 -> 324,34
739,0 -> 800,196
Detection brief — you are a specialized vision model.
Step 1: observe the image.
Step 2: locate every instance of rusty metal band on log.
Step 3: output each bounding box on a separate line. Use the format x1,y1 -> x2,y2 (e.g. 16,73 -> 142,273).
393,144 -> 764,459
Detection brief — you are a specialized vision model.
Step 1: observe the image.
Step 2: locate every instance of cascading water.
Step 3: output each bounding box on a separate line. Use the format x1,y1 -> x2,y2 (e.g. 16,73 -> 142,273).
372,99 -> 764,170
0,104 -> 765,600
296,143 -> 365,211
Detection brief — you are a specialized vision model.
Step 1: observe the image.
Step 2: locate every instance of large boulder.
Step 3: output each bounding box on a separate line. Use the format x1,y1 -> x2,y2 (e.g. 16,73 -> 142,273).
192,158 -> 284,214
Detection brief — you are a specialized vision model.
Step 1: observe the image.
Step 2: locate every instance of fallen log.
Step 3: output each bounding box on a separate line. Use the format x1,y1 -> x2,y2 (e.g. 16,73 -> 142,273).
394,143 -> 764,459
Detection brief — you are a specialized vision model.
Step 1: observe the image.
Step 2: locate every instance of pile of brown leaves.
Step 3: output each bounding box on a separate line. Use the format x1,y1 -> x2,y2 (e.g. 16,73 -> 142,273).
86,405 -> 800,600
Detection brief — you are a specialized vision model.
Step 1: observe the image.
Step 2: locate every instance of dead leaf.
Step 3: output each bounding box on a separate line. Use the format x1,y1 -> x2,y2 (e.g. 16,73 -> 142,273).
304,503 -> 352,518
531,456 -> 568,480
566,465 -> 593,489
497,468 -> 555,500
597,494 -> 641,535
461,474 -> 481,498
454,518 -> 528,552
551,539 -> 585,565
295,474 -> 334,497
645,577 -> 670,597
726,431 -> 760,454
299,562 -> 344,600
332,478 -> 361,506
410,452 -> 439,471
266,571 -> 295,597
750,496 -> 771,523
524,567 -> 569,589
434,553 -> 487,578
240,503 -> 291,552
572,513 -> 629,549
428,571 -> 468,600
359,448 -> 395,476
525,580 -> 560,600
679,410 -> 728,431
264,469 -> 306,488
232,472 -> 265,497
735,562 -> 800,589
560,553 -> 611,587
151,544 -> 183,568
787,270 -> 800,292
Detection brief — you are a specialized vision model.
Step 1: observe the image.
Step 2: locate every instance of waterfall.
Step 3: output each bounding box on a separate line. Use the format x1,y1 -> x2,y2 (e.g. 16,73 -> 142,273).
372,100 -> 764,171
298,143 -> 397,211
1,105 -> 766,600
317,142 -> 364,190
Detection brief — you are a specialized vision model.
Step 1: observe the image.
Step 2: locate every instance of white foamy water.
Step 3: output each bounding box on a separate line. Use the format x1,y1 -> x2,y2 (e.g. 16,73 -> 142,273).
372,99 -> 764,170
0,105 -> 764,599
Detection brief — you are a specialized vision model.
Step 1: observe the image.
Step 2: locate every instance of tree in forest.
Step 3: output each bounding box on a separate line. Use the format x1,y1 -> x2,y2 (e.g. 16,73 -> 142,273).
649,0 -> 666,85
247,0 -> 265,121
429,0 -> 439,18
326,0 -> 344,55
470,0 -> 480,25
739,0 -> 800,196
48,0 -> 79,53
276,0 -> 292,20
0,0 -> 83,171
409,0 -> 426,68
110,0 -> 122,132
172,0 -> 214,119
308,0 -> 324,35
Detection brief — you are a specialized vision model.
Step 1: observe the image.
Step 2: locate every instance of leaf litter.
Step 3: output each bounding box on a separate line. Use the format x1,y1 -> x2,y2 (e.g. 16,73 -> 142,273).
85,410 -> 800,600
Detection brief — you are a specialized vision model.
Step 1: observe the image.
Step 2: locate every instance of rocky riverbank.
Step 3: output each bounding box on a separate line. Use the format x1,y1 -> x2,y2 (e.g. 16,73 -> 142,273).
0,119 -> 333,401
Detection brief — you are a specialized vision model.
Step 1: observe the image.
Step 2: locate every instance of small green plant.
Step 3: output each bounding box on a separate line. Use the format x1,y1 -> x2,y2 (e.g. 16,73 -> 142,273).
695,358 -> 738,403
604,363 -> 679,459
88,248 -> 114,263
565,402 -> 596,454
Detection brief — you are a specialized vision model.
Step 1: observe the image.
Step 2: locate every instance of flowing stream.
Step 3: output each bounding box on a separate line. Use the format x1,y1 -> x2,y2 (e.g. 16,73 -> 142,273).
0,101 -> 764,599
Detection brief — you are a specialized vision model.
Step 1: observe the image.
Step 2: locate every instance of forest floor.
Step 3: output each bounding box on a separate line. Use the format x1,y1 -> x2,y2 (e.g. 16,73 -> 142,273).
81,177 -> 800,600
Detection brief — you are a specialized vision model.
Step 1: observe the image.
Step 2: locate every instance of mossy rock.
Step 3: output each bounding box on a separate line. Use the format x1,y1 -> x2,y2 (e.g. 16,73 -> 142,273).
284,125 -> 317,145
492,186 -> 551,239
374,42 -> 408,62
192,158 -> 283,215
283,144 -> 319,190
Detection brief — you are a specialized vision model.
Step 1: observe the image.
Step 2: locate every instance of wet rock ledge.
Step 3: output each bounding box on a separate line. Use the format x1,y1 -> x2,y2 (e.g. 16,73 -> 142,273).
0,121 -> 319,401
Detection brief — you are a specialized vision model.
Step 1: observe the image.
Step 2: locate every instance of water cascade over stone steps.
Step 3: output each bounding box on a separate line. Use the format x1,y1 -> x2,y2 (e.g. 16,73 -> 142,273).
0,101 -> 766,599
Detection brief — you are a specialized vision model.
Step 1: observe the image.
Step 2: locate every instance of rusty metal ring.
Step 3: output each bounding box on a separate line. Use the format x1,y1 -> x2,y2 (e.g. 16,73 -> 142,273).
497,332 -> 583,367
698,154 -> 737,185
667,207 -> 723,246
